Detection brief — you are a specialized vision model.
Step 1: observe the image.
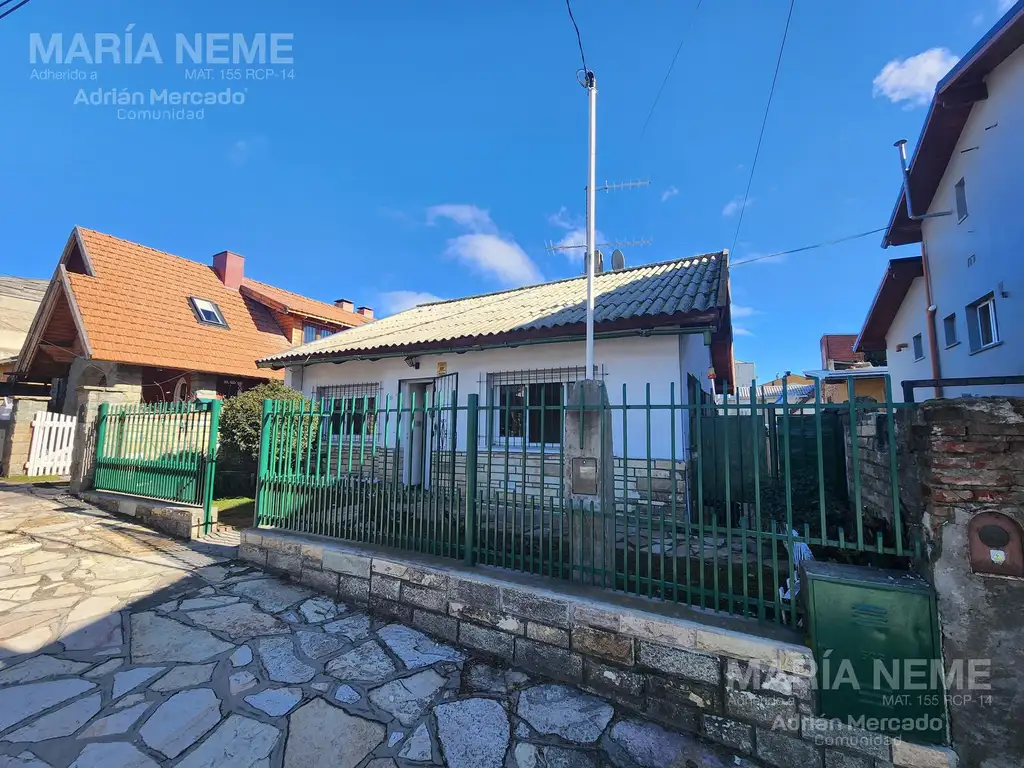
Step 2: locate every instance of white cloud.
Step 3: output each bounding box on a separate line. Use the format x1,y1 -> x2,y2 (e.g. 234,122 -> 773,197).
722,196 -> 752,218
661,185 -> 679,203
428,204 -> 542,286
872,48 -> 960,107
378,290 -> 444,315
731,304 -> 758,319
547,207 -> 605,263
426,204 -> 496,234
228,136 -> 268,167
972,12 -> 986,25
444,234 -> 542,286
998,0 -> 1015,13
734,327 -> 755,337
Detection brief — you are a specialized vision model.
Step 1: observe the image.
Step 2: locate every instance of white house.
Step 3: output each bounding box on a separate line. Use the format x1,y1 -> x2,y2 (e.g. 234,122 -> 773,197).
258,253 -> 734,497
857,1 -> 1024,401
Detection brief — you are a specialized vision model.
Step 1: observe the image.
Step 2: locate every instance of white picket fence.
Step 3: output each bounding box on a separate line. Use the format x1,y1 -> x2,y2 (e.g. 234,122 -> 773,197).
26,412 -> 77,477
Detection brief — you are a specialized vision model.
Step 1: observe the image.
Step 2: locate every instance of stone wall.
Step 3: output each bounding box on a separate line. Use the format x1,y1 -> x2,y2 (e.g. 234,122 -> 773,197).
0,395 -> 49,476
907,397 -> 1024,768
81,489 -> 216,540
842,411 -> 923,537
240,528 -> 955,768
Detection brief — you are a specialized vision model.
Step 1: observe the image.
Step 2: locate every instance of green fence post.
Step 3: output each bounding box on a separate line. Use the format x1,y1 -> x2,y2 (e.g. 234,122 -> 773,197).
94,403 -> 110,490
464,393 -> 479,566
256,398 -> 274,528
201,399 -> 222,537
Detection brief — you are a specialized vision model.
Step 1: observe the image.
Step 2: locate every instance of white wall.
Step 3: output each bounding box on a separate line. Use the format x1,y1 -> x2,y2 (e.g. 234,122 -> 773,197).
285,333 -> 712,459
919,44 -> 1024,398
884,277 -> 931,401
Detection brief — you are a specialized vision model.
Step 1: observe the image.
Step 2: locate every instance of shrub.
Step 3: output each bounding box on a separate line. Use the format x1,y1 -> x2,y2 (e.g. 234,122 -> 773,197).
218,380 -> 307,474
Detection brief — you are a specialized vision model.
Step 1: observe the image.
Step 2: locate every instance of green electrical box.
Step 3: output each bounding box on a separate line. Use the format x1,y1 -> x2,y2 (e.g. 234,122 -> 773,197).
803,561 -> 947,745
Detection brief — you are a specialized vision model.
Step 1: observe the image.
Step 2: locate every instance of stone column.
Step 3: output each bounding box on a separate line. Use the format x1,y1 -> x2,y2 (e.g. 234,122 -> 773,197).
1,396 -> 51,477
69,385 -> 141,494
562,380 -> 616,587
909,397 -> 1024,767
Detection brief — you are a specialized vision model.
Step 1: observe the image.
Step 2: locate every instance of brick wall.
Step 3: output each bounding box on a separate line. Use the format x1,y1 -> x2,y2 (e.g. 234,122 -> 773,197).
907,397 -> 1024,768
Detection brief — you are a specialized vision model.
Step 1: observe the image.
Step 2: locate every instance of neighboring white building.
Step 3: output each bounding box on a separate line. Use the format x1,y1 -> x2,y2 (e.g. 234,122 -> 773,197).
258,253 -> 735,490
859,2 -> 1024,401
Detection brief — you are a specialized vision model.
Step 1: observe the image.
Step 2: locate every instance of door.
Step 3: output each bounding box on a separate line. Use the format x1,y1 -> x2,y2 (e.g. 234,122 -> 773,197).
406,382 -> 431,487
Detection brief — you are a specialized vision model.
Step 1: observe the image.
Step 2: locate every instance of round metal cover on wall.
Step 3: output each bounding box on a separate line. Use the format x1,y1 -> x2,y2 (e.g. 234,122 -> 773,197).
967,512 -> 1024,578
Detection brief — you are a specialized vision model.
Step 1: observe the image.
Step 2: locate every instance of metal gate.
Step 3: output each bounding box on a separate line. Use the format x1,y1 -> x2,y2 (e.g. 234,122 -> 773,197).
431,371 -> 459,492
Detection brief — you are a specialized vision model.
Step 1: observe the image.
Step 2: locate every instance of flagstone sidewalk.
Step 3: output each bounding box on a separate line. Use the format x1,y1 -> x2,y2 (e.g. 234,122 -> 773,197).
0,483 -> 754,768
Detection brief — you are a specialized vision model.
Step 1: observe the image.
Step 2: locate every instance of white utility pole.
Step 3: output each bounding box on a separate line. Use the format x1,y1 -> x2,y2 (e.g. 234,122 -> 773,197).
585,70 -> 597,379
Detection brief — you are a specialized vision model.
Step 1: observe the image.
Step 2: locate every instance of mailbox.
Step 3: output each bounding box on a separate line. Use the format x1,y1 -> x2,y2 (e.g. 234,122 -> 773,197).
570,457 -> 599,496
968,512 -> 1024,578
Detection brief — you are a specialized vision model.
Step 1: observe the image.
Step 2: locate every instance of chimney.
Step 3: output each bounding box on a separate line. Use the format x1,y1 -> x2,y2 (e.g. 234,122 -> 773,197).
334,298 -> 355,312
213,251 -> 244,290
357,306 -> 374,320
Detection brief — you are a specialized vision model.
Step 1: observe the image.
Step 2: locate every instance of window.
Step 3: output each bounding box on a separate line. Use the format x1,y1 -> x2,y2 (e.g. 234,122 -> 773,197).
955,178 -> 968,222
316,383 -> 380,439
487,367 -> 589,447
967,294 -> 999,352
303,324 -> 333,344
943,314 -> 958,348
912,334 -> 924,361
189,297 -> 226,327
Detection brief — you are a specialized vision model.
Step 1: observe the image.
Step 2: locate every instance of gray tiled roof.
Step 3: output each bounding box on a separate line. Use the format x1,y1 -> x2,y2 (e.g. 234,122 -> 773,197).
0,276 -> 48,302
260,252 -> 727,366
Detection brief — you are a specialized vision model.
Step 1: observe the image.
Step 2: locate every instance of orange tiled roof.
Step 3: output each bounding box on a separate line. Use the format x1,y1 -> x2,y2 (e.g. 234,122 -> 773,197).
240,278 -> 370,327
63,227 -> 327,379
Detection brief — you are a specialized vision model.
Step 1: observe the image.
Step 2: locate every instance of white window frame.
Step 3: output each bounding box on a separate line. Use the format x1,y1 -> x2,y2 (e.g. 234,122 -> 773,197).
967,295 -> 1000,352
486,368 -> 585,450
912,333 -> 925,362
189,297 -> 227,327
954,177 -> 968,222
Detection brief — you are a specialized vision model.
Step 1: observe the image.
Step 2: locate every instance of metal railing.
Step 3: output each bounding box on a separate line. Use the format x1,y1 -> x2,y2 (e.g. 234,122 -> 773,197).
254,376 -> 918,625
94,400 -> 221,534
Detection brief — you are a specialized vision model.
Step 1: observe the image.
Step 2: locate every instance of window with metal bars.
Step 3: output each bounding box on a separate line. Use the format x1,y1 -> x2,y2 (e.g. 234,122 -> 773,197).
483,367 -> 599,447
315,383 -> 381,439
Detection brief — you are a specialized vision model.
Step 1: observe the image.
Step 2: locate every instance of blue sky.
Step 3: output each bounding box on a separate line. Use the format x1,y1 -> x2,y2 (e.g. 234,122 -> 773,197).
0,0 -> 1014,381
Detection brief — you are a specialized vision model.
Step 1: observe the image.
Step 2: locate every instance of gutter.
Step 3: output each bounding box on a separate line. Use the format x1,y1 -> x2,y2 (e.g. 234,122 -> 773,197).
259,325 -> 716,370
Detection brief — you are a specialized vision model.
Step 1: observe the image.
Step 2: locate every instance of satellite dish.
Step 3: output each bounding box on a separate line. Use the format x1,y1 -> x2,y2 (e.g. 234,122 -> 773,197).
611,249 -> 625,270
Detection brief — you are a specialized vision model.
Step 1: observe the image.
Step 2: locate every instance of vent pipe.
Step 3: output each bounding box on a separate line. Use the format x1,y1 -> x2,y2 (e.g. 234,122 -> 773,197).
894,140 -> 952,221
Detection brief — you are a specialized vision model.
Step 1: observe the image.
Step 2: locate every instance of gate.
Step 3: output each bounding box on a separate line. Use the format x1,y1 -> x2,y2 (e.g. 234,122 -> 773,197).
431,372 -> 459,496
26,411 -> 77,476
93,400 -> 221,533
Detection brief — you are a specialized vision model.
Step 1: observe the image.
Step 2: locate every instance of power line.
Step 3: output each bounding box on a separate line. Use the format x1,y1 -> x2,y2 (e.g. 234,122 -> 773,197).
639,0 -> 704,140
730,226 -> 887,267
564,0 -> 588,75
0,0 -> 33,21
730,0 -> 797,257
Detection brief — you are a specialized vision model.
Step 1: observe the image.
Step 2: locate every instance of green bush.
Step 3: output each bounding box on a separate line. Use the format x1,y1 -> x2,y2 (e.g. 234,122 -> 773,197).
220,380 -> 306,463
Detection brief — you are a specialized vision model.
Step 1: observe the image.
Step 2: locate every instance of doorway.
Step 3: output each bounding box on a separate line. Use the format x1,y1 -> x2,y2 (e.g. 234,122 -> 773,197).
403,380 -> 434,488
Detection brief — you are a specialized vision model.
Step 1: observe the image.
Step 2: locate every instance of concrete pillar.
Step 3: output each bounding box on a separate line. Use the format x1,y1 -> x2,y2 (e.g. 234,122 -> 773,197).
562,380 -> 616,587
1,396 -> 51,477
69,385 -> 141,493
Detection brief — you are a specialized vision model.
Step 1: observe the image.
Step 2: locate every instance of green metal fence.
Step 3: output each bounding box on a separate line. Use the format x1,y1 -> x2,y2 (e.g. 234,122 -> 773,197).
94,400 -> 221,534
255,376 -> 918,625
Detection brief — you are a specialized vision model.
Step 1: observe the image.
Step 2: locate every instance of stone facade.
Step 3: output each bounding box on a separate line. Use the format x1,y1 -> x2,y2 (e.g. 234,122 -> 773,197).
69,384 -> 142,493
240,528 -> 956,768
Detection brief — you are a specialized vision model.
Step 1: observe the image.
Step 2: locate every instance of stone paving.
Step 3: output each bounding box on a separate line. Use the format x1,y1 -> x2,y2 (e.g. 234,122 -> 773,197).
0,484 -> 755,768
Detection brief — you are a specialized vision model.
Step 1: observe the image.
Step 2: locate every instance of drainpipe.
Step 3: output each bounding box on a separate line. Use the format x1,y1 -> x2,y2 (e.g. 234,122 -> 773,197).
920,241 -> 943,398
